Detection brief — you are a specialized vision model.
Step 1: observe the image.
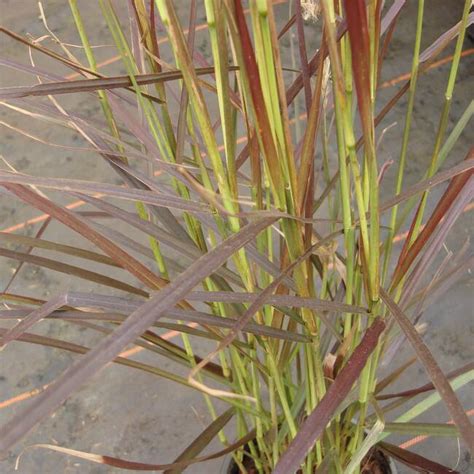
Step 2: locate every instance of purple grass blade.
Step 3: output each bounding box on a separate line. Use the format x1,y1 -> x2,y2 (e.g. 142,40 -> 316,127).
0,217 -> 276,453
12,430 -> 257,471
419,12 -> 474,64
0,67 -> 228,100
400,176 -> 473,306
163,407 -> 233,474
380,0 -> 406,34
380,288 -> 474,452
1,296 -> 67,348
377,362 -> 474,400
0,171 -> 210,214
186,291 -> 369,315
379,441 -> 459,473
0,303 -> 308,342
0,247 -> 147,296
74,193 -> 244,288
274,318 -> 386,474
379,157 -> 474,214
295,0 -> 312,111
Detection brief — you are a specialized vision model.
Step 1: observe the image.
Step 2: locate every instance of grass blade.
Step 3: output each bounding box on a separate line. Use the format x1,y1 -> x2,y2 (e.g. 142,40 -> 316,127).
383,422 -> 459,438
377,362 -> 474,401
379,441 -> 459,473
16,429 -> 257,472
0,231 -> 120,267
380,288 -> 474,452
0,247 -> 147,296
392,152 -> 473,287
186,291 -> 369,314
274,318 -> 386,474
2,184 -> 168,290
0,328 -> 192,388
0,305 -> 305,342
0,172 -> 210,214
164,408 -> 234,474
0,217 -> 275,453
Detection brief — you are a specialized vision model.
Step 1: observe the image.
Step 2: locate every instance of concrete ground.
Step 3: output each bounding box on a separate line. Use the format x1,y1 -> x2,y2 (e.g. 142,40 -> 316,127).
0,0 -> 472,472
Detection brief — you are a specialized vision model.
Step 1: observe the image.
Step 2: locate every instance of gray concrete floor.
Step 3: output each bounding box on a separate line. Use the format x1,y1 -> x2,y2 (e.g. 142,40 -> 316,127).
0,1 -> 473,472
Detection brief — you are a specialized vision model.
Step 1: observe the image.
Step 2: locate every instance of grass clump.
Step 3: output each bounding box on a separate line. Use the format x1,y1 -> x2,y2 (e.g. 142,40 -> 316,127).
0,0 -> 473,472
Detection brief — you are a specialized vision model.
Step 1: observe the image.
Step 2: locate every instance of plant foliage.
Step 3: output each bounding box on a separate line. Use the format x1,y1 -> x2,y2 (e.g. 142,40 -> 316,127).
0,0 -> 473,472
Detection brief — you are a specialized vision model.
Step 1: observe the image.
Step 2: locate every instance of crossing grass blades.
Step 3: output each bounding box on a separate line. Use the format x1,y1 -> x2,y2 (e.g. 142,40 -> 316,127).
0,0 -> 473,472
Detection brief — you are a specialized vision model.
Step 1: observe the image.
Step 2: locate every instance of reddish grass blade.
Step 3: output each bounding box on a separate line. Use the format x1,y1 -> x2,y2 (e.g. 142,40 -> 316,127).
164,408 -> 234,474
0,217 -> 276,453
378,0 -> 406,77
0,300 -> 310,343
278,13 -> 296,40
0,327 -> 195,388
315,14 -> 473,215
0,57 -> 63,82
379,442 -> 459,473
0,231 -> 120,267
380,288 -> 474,452
380,0 -> 406,33
419,12 -> 474,66
1,216 -> 53,306
0,67 -> 239,100
0,247 -> 147,296
344,0 -> 372,141
234,5 -> 348,174
379,158 -> 474,213
285,11 -> 348,108
375,357 -> 417,395
68,320 -> 225,381
0,297 -> 85,349
392,149 -> 474,287
410,254 -> 474,318
286,0 -> 410,111
400,176 -> 474,306
73,193 -> 202,258
2,184 -> 168,290
297,39 -> 326,211
294,0 -> 312,111
274,318 -> 386,474
377,362 -> 474,400
0,172 -> 209,214
16,429 -> 257,471
73,193 -> 245,288
1,293 -> 46,307
158,309 -> 309,343
0,27 -> 165,104
0,305 -> 308,343
186,291 -> 369,315
0,26 -> 101,77
232,0 -> 283,194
